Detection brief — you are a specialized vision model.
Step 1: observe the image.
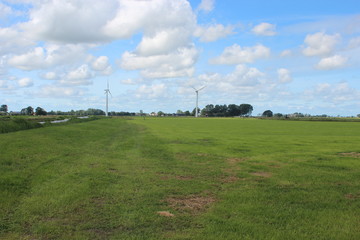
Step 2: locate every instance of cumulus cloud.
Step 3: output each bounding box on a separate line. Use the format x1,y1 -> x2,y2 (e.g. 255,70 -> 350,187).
0,27 -> 35,55
91,56 -> 109,71
104,0 -> 195,41
210,44 -> 270,65
120,45 -> 198,78
18,77 -> 34,87
184,64 -> 266,92
194,24 -> 235,42
41,71 -> 58,80
302,32 -> 340,56
8,44 -> 89,71
252,23 -> 276,36
37,84 -> 84,98
91,56 -> 112,75
280,50 -> 292,57
135,83 -> 168,99
197,0 -> 215,13
59,64 -> 94,86
136,28 -> 191,56
305,82 -> 360,103
277,68 -> 292,83
0,2 -> 12,19
22,0 -> 117,43
316,55 -> 347,70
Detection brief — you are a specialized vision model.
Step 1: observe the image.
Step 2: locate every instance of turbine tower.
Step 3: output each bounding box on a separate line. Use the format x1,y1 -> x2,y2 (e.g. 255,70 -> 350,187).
192,86 -> 205,118
104,80 -> 112,117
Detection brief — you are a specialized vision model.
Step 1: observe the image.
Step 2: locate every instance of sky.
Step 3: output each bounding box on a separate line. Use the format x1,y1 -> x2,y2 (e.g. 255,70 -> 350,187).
0,0 -> 360,116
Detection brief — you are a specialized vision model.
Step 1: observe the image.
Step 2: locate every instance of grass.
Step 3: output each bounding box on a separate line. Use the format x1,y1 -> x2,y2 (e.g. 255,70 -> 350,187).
0,116 -> 101,134
1,117 -> 359,239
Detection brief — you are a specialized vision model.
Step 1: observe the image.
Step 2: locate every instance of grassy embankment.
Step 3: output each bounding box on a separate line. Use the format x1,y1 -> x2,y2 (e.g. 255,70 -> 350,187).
0,116 -> 101,134
1,117 -> 359,239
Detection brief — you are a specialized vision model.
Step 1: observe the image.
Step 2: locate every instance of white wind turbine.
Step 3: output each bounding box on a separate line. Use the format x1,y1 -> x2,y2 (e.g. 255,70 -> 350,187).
192,86 -> 205,118
104,80 -> 112,117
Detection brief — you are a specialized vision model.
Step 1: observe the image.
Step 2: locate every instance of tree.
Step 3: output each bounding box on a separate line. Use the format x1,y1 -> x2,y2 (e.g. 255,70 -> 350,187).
35,107 -> 47,116
191,107 -> 200,116
157,111 -> 164,116
201,104 -> 214,117
262,110 -> 273,117
239,104 -> 253,116
0,104 -> 8,113
21,106 -> 34,115
227,104 -> 241,117
184,110 -> 191,116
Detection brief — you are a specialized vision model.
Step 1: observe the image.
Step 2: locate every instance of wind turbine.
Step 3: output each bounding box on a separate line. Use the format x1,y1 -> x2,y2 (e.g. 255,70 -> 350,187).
104,80 -> 112,117
192,86 -> 205,118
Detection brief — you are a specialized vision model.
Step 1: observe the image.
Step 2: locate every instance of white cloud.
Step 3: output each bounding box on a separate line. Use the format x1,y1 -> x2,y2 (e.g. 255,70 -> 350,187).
91,56 -> 112,75
252,23 -> 276,36
120,45 -> 198,78
316,55 -> 347,70
60,64 -> 94,86
194,24 -> 235,42
22,0 -> 117,43
135,83 -> 168,99
277,68 -> 292,83
18,77 -> 34,87
184,64 -> 266,93
91,56 -> 110,71
42,71 -> 58,80
0,2 -> 12,19
136,28 -> 191,56
197,0 -> 215,13
210,44 -> 270,65
104,0 -> 195,41
305,82 -> 360,103
37,85 -> 84,98
280,50 -> 292,57
7,44 -> 89,71
302,32 -> 340,56
0,26 -> 35,55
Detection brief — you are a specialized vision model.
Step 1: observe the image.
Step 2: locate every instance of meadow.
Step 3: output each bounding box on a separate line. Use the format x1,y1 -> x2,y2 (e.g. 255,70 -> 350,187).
0,117 -> 359,239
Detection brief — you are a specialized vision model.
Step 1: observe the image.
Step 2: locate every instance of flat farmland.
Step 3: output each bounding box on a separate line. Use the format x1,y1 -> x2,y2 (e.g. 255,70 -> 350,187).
1,117 -> 359,239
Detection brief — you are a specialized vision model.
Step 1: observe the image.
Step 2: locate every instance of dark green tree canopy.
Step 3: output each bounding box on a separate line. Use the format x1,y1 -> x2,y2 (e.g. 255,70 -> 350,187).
35,107 -> 47,116
0,104 -> 8,112
239,104 -> 253,116
262,110 -> 273,117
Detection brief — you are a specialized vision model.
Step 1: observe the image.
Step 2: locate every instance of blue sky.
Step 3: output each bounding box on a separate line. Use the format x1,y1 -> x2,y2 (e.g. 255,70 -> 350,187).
1,0 -> 360,116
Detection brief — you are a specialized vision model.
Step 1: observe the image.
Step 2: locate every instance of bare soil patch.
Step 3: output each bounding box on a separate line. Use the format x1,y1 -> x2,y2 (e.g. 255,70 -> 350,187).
345,193 -> 360,200
227,157 -> 246,164
165,194 -> 216,214
157,173 -> 193,181
220,175 -> 240,183
157,211 -> 175,217
107,168 -> 118,173
251,172 -> 272,178
339,152 -> 360,158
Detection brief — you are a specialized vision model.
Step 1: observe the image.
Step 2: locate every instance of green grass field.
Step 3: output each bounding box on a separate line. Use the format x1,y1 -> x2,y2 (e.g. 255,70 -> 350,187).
1,117 -> 359,239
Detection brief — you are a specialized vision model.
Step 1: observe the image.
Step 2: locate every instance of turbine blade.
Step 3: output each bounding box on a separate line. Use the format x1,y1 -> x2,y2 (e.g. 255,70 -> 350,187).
198,86 -> 206,91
